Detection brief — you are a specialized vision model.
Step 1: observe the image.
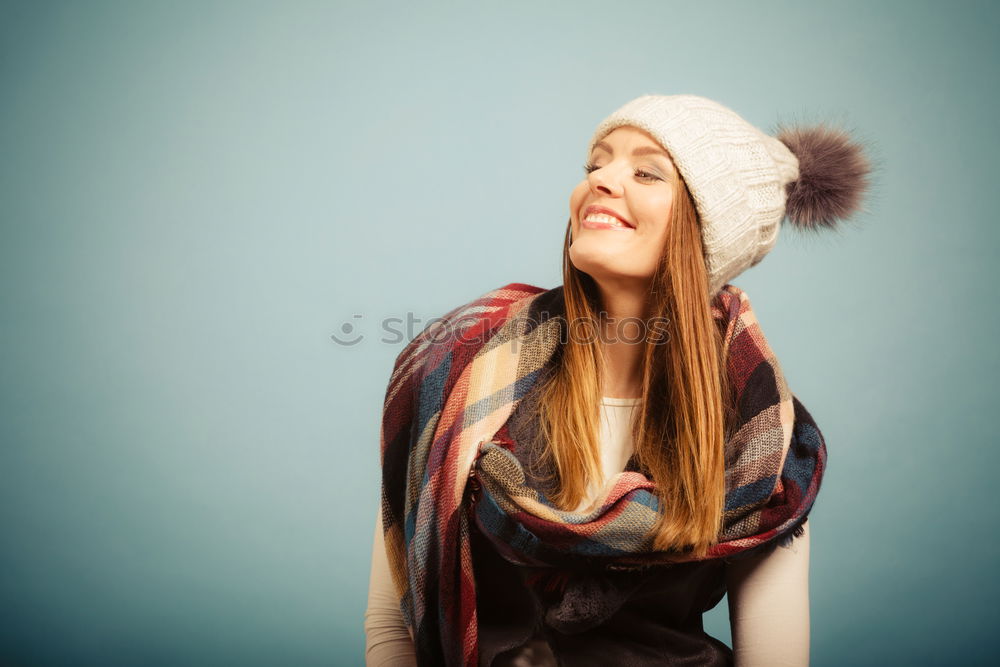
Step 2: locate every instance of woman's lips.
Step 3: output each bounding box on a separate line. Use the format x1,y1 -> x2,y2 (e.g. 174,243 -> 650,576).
581,218 -> 634,231
581,205 -> 634,230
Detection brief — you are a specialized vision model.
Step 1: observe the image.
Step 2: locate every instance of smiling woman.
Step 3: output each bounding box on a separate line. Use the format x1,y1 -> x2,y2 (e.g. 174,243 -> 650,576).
366,94 -> 871,666
568,127 -> 681,285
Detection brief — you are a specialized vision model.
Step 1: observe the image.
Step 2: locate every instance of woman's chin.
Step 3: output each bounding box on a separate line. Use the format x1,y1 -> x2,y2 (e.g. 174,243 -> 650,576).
568,260 -> 642,286
570,246 -> 627,275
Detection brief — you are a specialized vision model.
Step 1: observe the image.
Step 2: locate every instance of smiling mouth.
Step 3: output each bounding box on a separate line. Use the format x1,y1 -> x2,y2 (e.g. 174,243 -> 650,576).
581,212 -> 634,231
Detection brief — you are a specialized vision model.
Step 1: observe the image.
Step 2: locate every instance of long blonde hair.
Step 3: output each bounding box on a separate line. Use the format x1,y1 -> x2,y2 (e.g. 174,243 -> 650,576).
535,169 -> 735,558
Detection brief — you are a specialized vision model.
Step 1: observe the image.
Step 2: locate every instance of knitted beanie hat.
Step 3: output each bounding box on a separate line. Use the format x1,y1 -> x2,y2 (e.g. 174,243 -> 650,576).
587,94 -> 871,297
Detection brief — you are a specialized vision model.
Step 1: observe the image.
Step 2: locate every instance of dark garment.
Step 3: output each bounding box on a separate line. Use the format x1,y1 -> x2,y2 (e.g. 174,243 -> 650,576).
472,522 -> 733,667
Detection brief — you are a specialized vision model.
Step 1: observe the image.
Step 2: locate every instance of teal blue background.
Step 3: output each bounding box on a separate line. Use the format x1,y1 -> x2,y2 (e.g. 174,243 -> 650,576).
2,0 -> 997,664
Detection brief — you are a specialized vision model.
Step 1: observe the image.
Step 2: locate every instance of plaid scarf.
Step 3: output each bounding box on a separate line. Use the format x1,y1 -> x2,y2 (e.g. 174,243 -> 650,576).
378,282 -> 826,666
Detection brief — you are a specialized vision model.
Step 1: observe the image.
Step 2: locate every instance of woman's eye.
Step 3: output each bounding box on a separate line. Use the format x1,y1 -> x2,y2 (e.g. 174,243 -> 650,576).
583,162 -> 662,182
583,162 -> 663,181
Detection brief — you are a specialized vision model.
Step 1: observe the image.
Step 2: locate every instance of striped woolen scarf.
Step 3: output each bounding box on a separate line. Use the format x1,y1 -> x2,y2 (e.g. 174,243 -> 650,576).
378,282 -> 826,666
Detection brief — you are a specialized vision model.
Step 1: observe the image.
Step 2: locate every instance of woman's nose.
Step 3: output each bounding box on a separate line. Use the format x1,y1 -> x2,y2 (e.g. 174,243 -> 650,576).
589,166 -> 623,196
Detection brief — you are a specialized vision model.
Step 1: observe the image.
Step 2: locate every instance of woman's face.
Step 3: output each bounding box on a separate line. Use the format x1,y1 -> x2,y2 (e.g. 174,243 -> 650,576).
568,125 -> 679,287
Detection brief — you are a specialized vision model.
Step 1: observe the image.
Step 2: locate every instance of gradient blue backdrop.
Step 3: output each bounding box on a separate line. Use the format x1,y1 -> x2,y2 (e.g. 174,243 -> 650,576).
2,1 -> 997,665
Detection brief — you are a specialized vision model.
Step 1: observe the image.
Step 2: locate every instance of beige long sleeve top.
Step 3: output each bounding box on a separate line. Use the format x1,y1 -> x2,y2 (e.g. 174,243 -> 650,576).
365,398 -> 811,666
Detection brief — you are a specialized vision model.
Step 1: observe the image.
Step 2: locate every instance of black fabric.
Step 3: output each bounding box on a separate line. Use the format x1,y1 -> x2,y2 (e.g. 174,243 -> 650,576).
472,522 -> 733,667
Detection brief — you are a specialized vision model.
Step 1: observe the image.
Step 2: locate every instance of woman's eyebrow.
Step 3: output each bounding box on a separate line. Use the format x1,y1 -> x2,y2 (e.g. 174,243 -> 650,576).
593,141 -> 674,165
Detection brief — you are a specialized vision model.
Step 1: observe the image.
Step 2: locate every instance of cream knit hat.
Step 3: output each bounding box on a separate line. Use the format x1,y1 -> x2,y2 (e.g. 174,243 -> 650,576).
588,94 -> 871,297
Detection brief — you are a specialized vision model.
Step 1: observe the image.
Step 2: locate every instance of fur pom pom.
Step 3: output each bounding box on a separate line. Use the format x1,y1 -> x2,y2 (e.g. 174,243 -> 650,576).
776,123 -> 871,231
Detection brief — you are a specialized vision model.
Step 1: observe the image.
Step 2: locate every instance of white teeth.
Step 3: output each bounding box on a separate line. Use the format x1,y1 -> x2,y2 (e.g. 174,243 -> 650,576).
584,213 -> 631,228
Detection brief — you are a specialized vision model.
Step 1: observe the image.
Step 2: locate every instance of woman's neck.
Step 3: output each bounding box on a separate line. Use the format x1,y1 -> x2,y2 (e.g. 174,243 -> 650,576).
594,281 -> 649,399
600,344 -> 643,398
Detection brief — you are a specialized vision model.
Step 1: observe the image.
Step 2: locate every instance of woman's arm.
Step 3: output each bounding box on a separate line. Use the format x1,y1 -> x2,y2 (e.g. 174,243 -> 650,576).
365,504 -> 418,667
725,521 -> 811,667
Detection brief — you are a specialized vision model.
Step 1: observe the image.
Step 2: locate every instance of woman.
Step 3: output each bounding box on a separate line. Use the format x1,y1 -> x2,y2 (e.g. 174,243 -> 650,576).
366,94 -> 871,666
